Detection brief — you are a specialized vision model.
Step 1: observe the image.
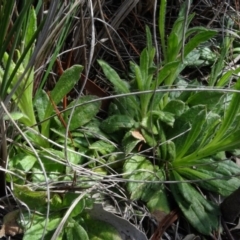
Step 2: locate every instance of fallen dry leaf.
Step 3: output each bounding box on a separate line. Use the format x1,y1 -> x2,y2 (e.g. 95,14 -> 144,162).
0,210 -> 23,237
131,130 -> 146,142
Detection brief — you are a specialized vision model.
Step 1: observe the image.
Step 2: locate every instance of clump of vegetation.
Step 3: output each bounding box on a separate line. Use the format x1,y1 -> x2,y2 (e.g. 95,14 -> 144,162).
98,2 -> 240,234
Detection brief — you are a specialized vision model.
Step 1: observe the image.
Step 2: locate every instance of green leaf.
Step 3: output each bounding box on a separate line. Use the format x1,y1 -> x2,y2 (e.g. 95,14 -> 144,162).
217,69 -> 234,87
122,131 -> 143,155
64,95 -> 100,131
31,150 -> 65,182
84,216 -> 122,240
41,65 -> 83,139
100,115 -> 135,133
140,48 -> 149,88
98,60 -> 139,113
178,166 -> 240,196
184,49 -> 201,66
87,204 -> 148,240
167,33 -> 180,62
64,195 -> 85,218
123,156 -> 170,214
65,220 -> 89,240
23,6 -> 37,67
50,194 -> 63,210
146,187 -> 170,214
210,29 -> 233,86
89,140 -> 116,155
2,52 -> 37,127
66,147 -> 83,165
34,90 -> 50,122
187,112 -> 221,153
166,140 -> 176,161
176,108 -> 206,159
184,30 -> 217,58
141,129 -> 157,147
150,91 -> 164,111
134,64 -> 144,91
141,116 -> 158,134
169,105 -> 204,157
187,91 -> 224,110
3,111 -> 27,121
163,99 -> 186,116
148,110 -> 175,127
216,129 -> 240,151
114,96 -> 139,118
149,48 -> 155,67
180,128 -> 240,163
159,0 -> 167,60
17,155 -> 37,172
159,127 -> 167,159
23,215 -> 62,240
170,170 -> 219,235
52,65 -> 83,105
146,25 -> 153,53
136,46 -> 155,117
214,159 -> 240,176
13,184 -> 47,209
98,60 -> 130,93
212,79 -> 240,143
154,61 -> 181,86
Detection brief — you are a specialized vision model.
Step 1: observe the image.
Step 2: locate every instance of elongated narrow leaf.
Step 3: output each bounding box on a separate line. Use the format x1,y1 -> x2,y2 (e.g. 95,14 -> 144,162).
172,105 -> 205,160
159,127 -> 167,159
140,48 -> 149,88
146,26 -> 155,66
98,60 -> 130,93
180,128 -> 240,163
154,61 -> 180,87
98,60 -> 138,111
184,30 -> 217,58
34,90 -> 49,122
186,26 -> 214,38
50,65 -> 83,105
216,129 -> 240,151
176,109 -> 206,159
217,70 -> 234,87
159,0 -> 167,60
141,129 -> 157,147
211,28 -> 233,86
213,79 -> 240,143
169,170 -> 219,235
167,140 -> 176,161
23,6 -> 37,67
167,33 -> 180,62
187,91 -> 224,110
178,167 -> 240,196
41,65 -> 83,139
134,64 -> 144,91
189,112 -> 221,153
146,25 -> 153,53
